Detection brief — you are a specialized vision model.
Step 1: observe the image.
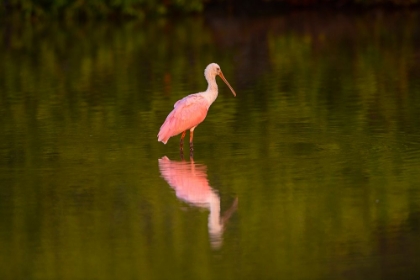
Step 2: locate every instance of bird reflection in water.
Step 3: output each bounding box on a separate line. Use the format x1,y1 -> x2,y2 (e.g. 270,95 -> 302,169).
158,156 -> 238,249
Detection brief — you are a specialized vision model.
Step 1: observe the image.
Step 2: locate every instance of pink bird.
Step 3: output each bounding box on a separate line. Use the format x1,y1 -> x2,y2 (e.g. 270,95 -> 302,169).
157,63 -> 236,153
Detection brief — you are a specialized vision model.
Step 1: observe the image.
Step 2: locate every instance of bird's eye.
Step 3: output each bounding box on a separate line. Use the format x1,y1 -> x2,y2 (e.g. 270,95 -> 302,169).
216,67 -> 220,71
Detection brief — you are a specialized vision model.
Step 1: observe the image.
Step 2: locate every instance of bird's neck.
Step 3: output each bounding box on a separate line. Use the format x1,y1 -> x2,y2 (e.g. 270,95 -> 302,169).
206,83 -> 218,95
203,78 -> 218,105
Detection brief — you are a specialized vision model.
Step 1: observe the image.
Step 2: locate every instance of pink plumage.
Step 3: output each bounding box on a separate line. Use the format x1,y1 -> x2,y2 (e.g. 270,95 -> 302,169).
158,95 -> 209,144
157,63 -> 236,151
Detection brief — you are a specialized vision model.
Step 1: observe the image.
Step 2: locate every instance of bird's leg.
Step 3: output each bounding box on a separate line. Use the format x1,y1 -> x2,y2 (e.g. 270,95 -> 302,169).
189,130 -> 194,153
180,131 -> 186,152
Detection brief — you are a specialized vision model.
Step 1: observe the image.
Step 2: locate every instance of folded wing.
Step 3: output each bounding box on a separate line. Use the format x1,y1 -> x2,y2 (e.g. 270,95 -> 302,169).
158,94 -> 209,144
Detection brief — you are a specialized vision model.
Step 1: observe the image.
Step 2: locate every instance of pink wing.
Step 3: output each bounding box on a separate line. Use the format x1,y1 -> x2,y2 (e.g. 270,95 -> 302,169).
158,94 -> 209,144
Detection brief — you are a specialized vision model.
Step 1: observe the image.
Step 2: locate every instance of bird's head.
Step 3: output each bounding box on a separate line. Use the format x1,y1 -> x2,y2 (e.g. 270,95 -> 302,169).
204,63 -> 236,97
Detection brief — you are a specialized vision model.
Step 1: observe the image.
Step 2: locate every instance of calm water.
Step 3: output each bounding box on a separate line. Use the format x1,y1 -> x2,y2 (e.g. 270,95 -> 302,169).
1,10 -> 420,280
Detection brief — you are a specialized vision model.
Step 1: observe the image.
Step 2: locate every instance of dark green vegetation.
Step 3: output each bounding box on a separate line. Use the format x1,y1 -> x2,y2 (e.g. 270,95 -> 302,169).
1,0 -> 420,19
1,0 -> 204,18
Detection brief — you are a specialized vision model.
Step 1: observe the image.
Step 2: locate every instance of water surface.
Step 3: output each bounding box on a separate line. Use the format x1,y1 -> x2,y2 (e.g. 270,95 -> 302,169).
1,11 -> 420,279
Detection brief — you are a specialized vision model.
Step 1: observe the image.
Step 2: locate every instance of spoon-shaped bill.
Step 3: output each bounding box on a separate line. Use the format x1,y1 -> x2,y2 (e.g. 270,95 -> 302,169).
218,71 -> 236,97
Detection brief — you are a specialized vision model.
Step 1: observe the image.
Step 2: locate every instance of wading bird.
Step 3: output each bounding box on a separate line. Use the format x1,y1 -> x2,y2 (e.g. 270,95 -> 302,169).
157,63 -> 236,154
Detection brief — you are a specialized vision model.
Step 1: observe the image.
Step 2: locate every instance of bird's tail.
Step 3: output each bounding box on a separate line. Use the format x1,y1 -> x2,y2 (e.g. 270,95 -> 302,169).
158,111 -> 179,144
157,131 -> 169,144
157,126 -> 170,144
158,136 -> 168,144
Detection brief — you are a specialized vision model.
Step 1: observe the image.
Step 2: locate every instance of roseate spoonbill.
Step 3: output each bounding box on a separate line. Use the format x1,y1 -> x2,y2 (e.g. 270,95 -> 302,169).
158,156 -> 238,249
157,63 -> 236,153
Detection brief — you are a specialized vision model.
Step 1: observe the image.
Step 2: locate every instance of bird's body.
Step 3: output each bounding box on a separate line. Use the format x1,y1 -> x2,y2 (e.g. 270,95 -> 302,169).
157,93 -> 210,144
158,63 -> 236,153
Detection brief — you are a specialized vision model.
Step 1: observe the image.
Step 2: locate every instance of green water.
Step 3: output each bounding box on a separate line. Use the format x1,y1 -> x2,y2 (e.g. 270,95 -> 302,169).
1,11 -> 420,280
